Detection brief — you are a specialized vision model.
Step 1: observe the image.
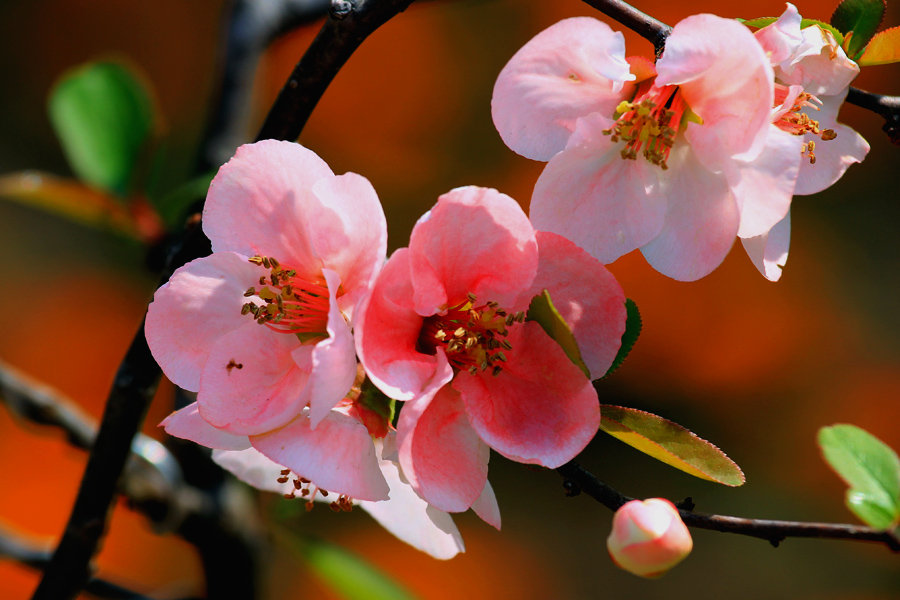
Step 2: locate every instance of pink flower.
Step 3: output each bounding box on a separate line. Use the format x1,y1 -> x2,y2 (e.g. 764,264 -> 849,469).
607,498 -> 693,578
742,3 -> 869,280
493,15 -> 782,280
146,140 -> 390,501
356,186 -> 626,513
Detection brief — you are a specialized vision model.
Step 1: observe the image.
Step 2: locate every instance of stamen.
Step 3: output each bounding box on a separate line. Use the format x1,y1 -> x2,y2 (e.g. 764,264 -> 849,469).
603,83 -> 688,170
773,87 -> 837,164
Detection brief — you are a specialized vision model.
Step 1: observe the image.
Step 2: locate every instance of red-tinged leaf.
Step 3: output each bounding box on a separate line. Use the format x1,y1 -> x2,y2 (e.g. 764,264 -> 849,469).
857,26 -> 900,65
599,405 -> 745,486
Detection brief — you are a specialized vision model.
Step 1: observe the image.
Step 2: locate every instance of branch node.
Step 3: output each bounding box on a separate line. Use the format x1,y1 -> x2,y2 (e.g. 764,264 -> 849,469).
676,496 -> 695,512
330,0 -> 355,20
563,479 -> 581,497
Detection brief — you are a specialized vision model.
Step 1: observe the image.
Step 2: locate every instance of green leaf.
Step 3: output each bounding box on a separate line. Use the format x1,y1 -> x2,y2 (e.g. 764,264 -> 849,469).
290,536 -> 417,600
818,424 -> 900,529
739,17 -> 844,46
857,26 -> 900,65
151,170 -> 215,228
601,298 -> 641,379
831,0 -> 885,57
526,289 -> 590,378
739,16 -> 778,29
599,405 -> 745,486
48,61 -> 155,197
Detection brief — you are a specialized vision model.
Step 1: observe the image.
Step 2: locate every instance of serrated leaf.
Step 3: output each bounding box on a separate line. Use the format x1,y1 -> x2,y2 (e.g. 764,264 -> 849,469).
599,405 -> 745,486
289,536 -> 417,600
857,26 -> 900,65
818,424 -> 900,529
526,289 -> 589,378
48,61 -> 154,196
601,298 -> 641,379
831,0 -> 885,57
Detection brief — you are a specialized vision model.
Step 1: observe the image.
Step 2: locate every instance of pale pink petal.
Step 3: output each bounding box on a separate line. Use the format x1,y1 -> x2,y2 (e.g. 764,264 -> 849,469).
211,447 -> 295,494
731,127 -> 800,238
308,173 -> 387,321
777,26 -> 859,96
755,3 -> 804,64
359,438 -> 465,560
742,212 -> 791,282
518,231 -> 626,378
794,93 -> 869,195
530,114 -> 665,265
470,481 -> 501,530
161,402 -> 251,451
146,252 -> 264,391
202,140 -> 334,278
356,249 -> 449,400
492,17 -> 634,161
408,186 -> 538,315
307,269 -> 358,429
196,322 -> 310,436
398,385 -> 489,513
640,146 -> 740,281
454,321 -> 599,468
251,410 -> 389,501
658,15 -> 773,164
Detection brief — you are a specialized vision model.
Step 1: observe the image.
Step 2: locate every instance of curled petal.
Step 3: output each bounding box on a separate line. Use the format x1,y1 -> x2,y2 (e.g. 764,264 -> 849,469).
755,3 -> 804,65
777,26 -> 859,96
742,212 -> 791,282
470,481 -> 501,530
161,402 -> 251,451
492,17 -> 634,161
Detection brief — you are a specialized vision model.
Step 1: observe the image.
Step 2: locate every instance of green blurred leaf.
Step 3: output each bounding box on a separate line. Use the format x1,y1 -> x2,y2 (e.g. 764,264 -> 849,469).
152,170 -> 214,228
738,17 -> 844,46
831,0 -> 885,57
601,298 -> 641,379
288,536 -> 417,600
818,424 -> 900,529
599,405 -> 745,486
857,26 -> 900,65
48,61 -> 154,197
526,289 -> 589,378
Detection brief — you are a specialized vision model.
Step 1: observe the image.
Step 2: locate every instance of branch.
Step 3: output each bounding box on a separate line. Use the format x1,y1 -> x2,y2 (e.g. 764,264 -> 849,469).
846,86 -> 900,145
557,462 -> 900,551
580,0 -> 670,54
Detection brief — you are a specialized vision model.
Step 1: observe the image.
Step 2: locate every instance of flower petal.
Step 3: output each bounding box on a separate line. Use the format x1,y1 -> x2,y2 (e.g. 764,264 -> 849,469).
741,212 -> 791,282
146,252 -> 263,391
307,269 -> 358,429
251,410 -> 390,501
470,481 -> 502,530
161,402 -> 251,450
409,186 -> 538,314
777,26 -> 859,96
454,321 -> 599,468
211,447 -> 295,494
491,17 -> 634,161
196,321 -> 310,436
398,385 -> 489,512
755,3 -> 804,65
529,113 -> 666,265
518,231 -> 626,378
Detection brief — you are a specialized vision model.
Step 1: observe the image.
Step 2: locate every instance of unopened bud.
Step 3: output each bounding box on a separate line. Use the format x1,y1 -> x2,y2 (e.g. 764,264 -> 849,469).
606,498 -> 692,578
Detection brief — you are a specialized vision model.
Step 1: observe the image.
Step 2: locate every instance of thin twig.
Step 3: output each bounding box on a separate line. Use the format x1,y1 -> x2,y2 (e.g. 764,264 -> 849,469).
557,461 -> 900,551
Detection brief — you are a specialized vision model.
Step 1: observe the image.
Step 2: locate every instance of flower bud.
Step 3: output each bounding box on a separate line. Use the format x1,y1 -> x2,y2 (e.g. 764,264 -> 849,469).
606,498 -> 693,578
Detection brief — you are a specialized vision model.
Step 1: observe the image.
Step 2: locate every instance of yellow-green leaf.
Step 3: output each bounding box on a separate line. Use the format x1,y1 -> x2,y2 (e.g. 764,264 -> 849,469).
857,26 -> 900,65
599,405 -> 745,486
526,289 -> 589,378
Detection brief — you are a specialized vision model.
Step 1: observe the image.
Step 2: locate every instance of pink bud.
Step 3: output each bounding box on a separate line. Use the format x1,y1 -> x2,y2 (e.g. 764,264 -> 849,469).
606,498 -> 693,578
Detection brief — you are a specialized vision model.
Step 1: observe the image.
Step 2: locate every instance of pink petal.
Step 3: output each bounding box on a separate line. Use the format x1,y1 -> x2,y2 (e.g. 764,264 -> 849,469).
640,146 -> 740,281
742,212 -> 791,282
196,322 -> 310,436
755,3 -> 804,65
307,269 -> 358,429
398,385 -> 490,512
251,410 -> 390,501
408,186 -> 538,315
659,15 -> 773,164
794,93 -> 869,195
211,447 -> 295,494
161,402 -> 251,450
731,127 -> 800,239
518,231 -> 626,378
202,140 -> 334,277
530,114 -> 666,265
454,321 -> 599,468
308,173 -> 387,321
491,17 -> 634,161
777,26 -> 859,96
471,481 -> 501,530
356,249 -> 451,400
146,252 -> 264,391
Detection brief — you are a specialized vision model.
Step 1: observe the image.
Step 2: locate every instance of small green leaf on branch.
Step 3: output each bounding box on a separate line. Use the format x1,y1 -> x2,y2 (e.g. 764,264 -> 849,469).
526,289 -> 590,378
599,405 -> 745,486
818,424 -> 900,530
831,0 -> 886,57
857,26 -> 900,65
601,298 -> 641,379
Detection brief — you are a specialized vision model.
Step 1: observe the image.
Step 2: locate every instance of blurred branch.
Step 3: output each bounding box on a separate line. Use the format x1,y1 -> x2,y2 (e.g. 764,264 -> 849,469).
557,461 -> 900,551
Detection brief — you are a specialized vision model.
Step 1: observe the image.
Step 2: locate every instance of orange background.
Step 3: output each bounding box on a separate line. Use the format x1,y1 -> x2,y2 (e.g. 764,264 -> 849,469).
0,0 -> 898,598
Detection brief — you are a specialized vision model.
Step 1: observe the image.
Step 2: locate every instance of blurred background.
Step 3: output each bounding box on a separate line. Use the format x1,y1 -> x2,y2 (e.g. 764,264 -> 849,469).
0,0 -> 897,598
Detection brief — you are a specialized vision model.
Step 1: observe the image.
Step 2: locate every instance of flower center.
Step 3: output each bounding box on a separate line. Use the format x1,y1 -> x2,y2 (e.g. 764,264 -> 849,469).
240,255 -> 330,342
773,86 -> 836,164
416,293 -> 524,375
603,83 -> 693,170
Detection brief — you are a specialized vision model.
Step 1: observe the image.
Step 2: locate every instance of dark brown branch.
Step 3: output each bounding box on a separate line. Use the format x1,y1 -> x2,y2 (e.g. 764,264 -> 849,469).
557,461 -> 900,552
846,86 -> 900,145
580,0 -> 670,54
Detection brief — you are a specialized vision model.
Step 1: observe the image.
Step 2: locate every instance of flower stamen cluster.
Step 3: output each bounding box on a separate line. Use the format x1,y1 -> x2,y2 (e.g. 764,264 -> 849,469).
773,89 -> 837,164
277,467 -> 355,512
603,84 -> 688,169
